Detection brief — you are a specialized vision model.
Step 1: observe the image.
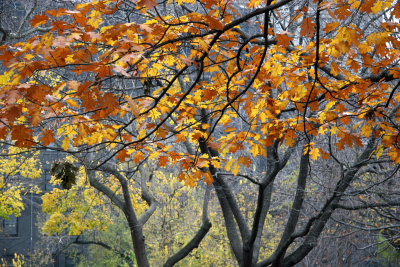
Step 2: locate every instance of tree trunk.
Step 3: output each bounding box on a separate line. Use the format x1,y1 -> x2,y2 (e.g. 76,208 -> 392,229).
125,212 -> 150,267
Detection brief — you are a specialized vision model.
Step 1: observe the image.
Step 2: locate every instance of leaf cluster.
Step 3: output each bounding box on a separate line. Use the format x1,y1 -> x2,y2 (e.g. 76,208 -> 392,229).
50,160 -> 78,190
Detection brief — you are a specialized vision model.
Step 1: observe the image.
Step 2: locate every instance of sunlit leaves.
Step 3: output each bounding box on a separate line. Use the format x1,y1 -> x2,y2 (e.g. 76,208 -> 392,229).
41,165 -> 129,236
0,147 -> 41,219
2,2 -> 400,266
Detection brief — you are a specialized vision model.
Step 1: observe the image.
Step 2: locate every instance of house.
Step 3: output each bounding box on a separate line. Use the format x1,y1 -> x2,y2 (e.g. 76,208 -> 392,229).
0,150 -> 76,266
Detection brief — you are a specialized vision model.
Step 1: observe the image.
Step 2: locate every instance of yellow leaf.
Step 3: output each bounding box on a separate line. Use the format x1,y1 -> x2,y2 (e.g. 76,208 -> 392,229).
65,99 -> 79,109
87,10 -> 102,28
224,158 -> 235,171
232,163 -> 240,176
325,101 -> 336,111
250,144 -> 259,157
371,1 -> 384,14
211,158 -> 221,168
198,39 -> 209,51
375,145 -> 384,159
360,124 -> 372,137
310,147 -> 320,161
0,70 -> 15,85
330,126 -> 338,135
62,138 -> 70,150
318,126 -> 327,135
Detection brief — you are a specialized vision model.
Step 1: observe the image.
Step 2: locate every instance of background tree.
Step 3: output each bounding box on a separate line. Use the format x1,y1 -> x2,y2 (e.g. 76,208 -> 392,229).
0,146 -> 41,219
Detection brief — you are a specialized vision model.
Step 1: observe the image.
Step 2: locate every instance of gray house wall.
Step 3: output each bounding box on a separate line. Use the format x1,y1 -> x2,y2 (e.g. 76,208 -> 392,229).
1,195 -> 41,264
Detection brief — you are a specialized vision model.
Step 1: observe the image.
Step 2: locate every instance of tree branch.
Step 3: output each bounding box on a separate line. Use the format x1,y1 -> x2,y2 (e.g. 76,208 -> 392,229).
271,146 -> 310,266
86,169 -> 125,211
163,186 -> 212,267
74,238 -> 134,266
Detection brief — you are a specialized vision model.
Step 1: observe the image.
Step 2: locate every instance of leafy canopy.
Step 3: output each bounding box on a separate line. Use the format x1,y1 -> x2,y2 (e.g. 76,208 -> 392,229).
0,0 -> 399,184
0,147 -> 41,219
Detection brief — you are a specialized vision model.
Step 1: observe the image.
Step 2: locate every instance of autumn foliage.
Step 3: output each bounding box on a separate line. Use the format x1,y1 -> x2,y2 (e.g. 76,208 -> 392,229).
1,0 -> 400,167
1,0 -> 400,266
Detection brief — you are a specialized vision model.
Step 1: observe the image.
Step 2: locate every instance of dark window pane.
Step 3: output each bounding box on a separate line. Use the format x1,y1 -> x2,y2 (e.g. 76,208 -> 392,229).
3,214 -> 18,236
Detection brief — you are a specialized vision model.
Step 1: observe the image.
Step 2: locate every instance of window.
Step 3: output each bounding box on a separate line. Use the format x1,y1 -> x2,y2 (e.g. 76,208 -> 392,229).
2,214 -> 18,237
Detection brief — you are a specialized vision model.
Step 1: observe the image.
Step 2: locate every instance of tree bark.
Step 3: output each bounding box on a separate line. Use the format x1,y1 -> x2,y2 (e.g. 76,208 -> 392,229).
271,150 -> 309,266
163,220 -> 212,267
96,165 -> 150,267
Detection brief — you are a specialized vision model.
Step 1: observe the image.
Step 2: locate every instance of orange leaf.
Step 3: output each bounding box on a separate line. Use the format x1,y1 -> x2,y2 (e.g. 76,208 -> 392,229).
41,130 -> 55,146
0,50 -> 15,66
334,5 -> 351,19
158,155 -> 169,167
0,125 -> 7,140
4,106 -> 21,123
29,108 -> 41,127
31,13 -> 49,27
323,22 -> 340,33
321,150 -> 330,160
392,2 -> 400,19
46,8 -> 66,17
200,0 -> 215,8
276,33 -> 292,48
360,0 -> 375,13
116,149 -> 128,162
137,0 -> 157,9
300,17 -> 315,38
202,89 -> 218,100
11,125 -> 33,148
204,15 -> 224,30
133,151 -> 145,164
177,172 -> 186,182
175,133 -> 186,143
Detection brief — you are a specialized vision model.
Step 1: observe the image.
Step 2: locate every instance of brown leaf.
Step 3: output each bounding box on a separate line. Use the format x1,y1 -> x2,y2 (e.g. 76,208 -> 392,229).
31,13 -> 49,27
204,15 -> 224,30
158,155 -> 169,167
41,130 -> 55,146
116,149 -> 128,162
276,33 -> 292,48
11,125 -> 34,148
300,17 -> 315,38
136,0 -> 157,9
